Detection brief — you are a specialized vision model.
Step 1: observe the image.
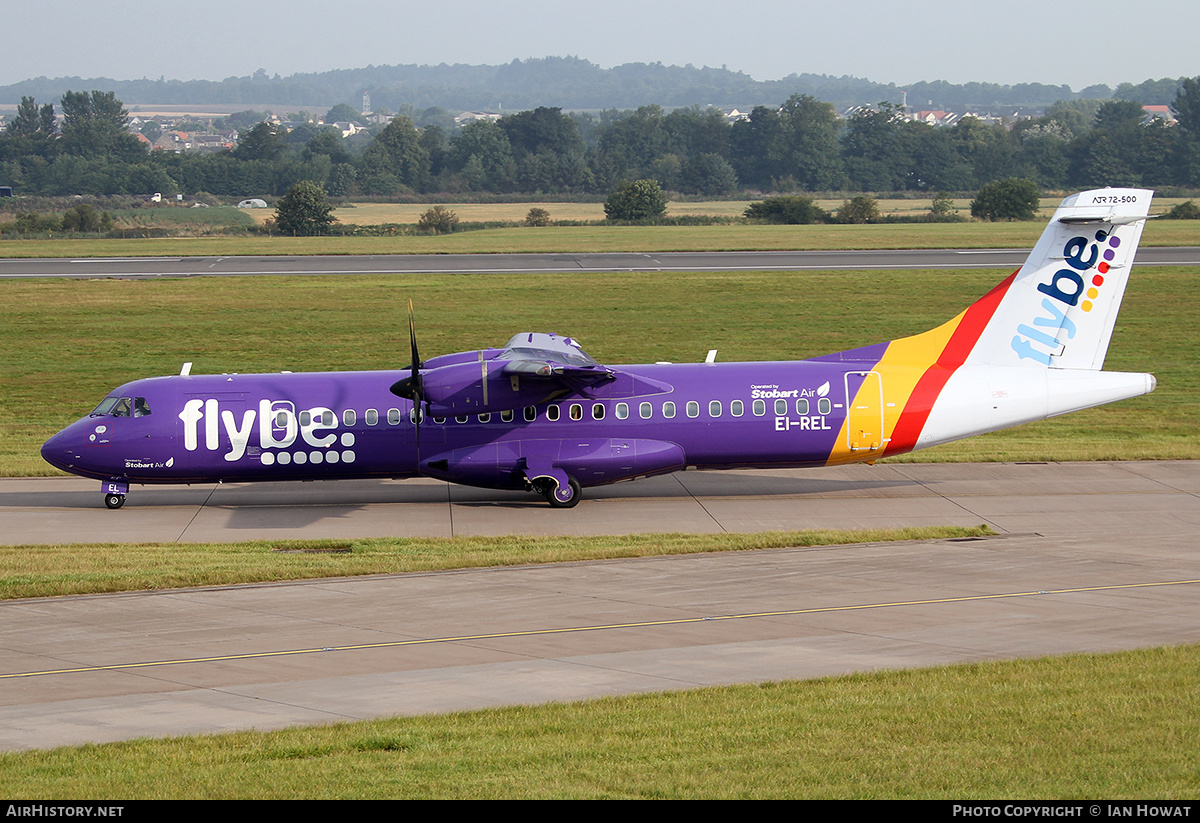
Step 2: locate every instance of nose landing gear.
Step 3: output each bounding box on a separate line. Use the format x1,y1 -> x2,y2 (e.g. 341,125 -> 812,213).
102,480 -> 129,510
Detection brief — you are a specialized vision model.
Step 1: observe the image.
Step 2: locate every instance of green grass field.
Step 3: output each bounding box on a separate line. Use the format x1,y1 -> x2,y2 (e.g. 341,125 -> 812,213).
2,644 -> 1195,798
1,211 -> 1197,257
0,528 -> 990,600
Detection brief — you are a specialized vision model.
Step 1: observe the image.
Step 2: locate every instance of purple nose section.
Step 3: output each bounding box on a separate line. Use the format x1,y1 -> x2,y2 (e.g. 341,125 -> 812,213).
41,420 -> 111,479
40,427 -> 75,473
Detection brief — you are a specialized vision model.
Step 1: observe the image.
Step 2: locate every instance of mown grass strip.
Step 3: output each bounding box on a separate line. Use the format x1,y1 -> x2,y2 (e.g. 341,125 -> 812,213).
1,644 -> 1194,798
0,217 -> 1196,258
0,526 -> 991,600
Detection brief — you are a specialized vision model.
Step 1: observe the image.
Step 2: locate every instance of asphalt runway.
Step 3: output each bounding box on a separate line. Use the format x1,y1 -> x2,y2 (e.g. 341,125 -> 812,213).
1,246 -> 1199,279
2,460 -> 1199,751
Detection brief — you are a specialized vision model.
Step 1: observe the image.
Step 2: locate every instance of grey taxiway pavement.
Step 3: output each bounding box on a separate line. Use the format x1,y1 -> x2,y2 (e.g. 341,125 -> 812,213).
2,460 -> 1198,751
2,246 -> 1200,280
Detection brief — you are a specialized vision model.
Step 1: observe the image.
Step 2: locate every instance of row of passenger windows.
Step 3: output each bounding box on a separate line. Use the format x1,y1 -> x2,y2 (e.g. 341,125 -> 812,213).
285,396 -> 832,429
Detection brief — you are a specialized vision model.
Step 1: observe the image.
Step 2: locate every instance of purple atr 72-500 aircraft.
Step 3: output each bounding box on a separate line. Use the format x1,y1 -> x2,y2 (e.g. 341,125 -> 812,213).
43,188 -> 1157,509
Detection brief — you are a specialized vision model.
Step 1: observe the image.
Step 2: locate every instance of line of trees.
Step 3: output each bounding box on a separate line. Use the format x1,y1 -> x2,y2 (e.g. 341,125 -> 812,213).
3,80 -> 1200,200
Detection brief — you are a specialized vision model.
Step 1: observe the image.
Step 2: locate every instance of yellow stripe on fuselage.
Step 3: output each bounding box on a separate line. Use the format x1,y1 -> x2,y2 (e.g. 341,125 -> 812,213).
824,310 -> 968,467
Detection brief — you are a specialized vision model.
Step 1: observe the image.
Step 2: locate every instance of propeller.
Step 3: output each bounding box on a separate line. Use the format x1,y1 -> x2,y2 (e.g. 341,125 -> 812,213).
389,300 -> 425,454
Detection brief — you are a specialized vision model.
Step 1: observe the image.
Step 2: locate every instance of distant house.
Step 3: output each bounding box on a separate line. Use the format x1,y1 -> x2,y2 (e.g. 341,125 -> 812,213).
329,121 -> 363,138
190,133 -> 235,153
911,110 -> 959,127
1143,105 -> 1177,125
455,111 -> 502,125
153,131 -> 192,152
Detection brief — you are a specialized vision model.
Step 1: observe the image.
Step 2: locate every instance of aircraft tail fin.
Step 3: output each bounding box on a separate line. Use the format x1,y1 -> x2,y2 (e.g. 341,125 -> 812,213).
962,188 -> 1153,370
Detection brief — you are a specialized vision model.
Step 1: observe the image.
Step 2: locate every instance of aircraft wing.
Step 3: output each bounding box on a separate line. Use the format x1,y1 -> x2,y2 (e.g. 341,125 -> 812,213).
498,333 -> 615,385
401,332 -> 671,415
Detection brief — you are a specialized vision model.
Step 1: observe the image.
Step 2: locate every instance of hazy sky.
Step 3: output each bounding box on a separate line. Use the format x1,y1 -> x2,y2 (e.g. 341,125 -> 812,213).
5,0 -> 1196,91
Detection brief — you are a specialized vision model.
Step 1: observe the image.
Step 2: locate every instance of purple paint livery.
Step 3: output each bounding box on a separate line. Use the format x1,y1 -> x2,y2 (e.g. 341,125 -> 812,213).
42,189 -> 1158,509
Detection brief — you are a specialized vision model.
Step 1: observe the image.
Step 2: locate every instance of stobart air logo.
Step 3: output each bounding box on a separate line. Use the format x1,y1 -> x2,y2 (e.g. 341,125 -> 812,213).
1010,229 -> 1121,365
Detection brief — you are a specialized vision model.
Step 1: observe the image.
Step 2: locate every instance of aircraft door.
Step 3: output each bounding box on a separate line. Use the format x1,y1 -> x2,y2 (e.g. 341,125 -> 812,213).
844,371 -> 886,452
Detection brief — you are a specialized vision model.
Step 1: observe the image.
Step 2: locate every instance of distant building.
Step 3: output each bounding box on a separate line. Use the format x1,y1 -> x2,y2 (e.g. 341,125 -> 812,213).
1143,105 -> 1177,125
455,111 -> 502,125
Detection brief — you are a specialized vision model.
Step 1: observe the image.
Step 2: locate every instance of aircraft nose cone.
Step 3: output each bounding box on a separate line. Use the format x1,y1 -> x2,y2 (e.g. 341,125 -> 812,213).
41,428 -> 76,473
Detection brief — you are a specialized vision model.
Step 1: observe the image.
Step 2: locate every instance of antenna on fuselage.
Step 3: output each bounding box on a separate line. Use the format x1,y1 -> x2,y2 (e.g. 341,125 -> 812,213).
180,362 -> 192,376
705,350 -> 718,364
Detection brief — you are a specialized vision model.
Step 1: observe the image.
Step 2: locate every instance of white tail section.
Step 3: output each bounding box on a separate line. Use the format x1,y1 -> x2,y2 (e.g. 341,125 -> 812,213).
966,188 -> 1153,371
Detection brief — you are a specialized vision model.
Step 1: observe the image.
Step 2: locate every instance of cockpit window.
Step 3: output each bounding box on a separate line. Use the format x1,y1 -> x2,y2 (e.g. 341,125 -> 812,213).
89,396 -> 150,417
90,397 -> 120,416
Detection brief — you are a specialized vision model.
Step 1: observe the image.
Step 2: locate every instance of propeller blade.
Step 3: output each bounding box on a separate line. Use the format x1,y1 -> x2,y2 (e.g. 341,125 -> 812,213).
408,300 -> 422,455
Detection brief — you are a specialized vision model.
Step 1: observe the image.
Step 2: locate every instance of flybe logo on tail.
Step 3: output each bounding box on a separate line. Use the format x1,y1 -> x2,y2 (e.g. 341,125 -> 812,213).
1010,230 -> 1121,365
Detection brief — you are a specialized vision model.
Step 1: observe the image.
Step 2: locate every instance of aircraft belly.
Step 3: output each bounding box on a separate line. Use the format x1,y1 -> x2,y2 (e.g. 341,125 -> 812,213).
419,436 -> 686,490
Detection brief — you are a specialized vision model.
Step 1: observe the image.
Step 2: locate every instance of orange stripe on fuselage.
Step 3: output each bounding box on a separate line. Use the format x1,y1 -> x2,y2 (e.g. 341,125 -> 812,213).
824,272 -> 1016,466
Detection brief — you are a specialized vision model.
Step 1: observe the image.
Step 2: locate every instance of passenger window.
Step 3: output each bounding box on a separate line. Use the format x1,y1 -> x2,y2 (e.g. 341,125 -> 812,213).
501,410 -> 514,422
365,409 -> 378,426
592,403 -> 605,420
731,400 -> 743,417
640,402 -> 652,419
547,405 -> 560,421
478,413 -> 491,423
300,410 -> 311,426
343,410 -> 356,427
686,401 -> 699,418
818,398 -> 832,415
709,400 -> 721,417
524,406 -> 536,422
753,399 -> 766,416
322,410 -> 335,426
663,401 -> 676,419
569,404 -> 583,421
433,416 -> 446,424
796,398 -> 809,415
774,399 -> 787,416
388,408 -> 401,425
616,403 -> 629,420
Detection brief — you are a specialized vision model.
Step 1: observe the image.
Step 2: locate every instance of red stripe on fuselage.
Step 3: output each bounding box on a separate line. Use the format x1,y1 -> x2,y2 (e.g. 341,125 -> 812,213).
884,272 -> 1017,456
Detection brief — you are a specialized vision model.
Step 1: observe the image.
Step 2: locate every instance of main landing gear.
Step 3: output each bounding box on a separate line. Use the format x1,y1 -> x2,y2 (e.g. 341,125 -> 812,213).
530,475 -> 583,508
546,477 -> 582,508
